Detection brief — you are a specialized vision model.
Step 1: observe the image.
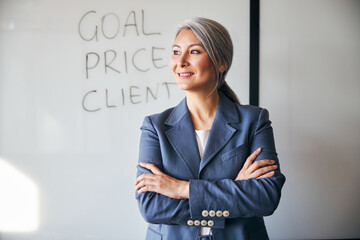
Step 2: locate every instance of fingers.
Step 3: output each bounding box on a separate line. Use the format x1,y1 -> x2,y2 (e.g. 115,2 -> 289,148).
243,148 -> 261,169
247,159 -> 276,174
251,164 -> 278,179
257,171 -> 275,179
136,180 -> 157,193
135,162 -> 161,186
135,177 -> 157,191
134,163 -> 167,194
134,169 -> 186,198
137,185 -> 151,193
135,172 -> 164,192
137,185 -> 148,193
134,172 -> 156,186
135,162 -> 164,191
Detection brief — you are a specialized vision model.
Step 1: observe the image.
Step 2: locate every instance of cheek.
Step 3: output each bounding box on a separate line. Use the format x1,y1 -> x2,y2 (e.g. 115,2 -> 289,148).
193,58 -> 212,74
169,57 -> 177,73
203,60 -> 214,72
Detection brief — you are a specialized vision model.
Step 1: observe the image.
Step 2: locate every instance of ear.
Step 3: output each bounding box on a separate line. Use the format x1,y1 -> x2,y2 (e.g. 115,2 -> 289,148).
218,63 -> 227,73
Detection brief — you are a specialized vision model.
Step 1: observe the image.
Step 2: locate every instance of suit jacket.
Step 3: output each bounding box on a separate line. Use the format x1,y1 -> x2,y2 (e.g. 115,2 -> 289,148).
136,92 -> 285,240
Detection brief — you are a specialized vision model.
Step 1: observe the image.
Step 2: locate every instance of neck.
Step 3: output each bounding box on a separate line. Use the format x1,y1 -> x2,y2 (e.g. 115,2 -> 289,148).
186,91 -> 220,130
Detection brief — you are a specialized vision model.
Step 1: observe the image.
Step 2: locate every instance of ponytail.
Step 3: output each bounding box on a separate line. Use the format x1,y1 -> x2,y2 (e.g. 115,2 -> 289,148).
218,81 -> 240,104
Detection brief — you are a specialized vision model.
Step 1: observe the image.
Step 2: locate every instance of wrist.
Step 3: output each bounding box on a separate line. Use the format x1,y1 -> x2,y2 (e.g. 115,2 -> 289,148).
180,181 -> 189,199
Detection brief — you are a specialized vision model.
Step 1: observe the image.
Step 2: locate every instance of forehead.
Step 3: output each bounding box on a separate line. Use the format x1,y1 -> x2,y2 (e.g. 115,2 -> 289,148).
173,29 -> 201,47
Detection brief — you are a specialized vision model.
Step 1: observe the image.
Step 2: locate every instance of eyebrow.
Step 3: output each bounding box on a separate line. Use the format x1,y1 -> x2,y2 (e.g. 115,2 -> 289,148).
172,43 -> 202,48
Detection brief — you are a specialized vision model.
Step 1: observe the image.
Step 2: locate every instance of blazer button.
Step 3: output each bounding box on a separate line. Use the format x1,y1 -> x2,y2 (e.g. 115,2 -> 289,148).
207,220 -> 214,227
201,220 -> 207,226
216,210 -> 223,217
202,210 -> 209,217
187,220 -> 194,226
194,220 -> 201,226
209,210 -> 216,217
223,210 -> 230,217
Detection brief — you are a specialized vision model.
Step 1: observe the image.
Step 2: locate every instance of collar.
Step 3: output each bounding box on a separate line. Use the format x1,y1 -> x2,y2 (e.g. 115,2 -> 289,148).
164,91 -> 239,126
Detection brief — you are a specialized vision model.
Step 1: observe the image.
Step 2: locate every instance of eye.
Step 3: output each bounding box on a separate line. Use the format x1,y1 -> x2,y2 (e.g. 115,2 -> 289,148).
173,50 -> 180,55
191,49 -> 200,54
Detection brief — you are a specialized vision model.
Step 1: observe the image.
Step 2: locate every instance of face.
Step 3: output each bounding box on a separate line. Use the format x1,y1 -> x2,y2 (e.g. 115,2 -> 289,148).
170,29 -> 217,93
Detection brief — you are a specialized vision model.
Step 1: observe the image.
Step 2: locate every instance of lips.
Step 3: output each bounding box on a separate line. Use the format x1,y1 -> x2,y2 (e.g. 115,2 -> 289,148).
178,72 -> 194,77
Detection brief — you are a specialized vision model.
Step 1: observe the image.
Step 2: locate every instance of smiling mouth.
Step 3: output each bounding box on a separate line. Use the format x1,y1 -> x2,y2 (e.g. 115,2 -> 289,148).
178,73 -> 194,77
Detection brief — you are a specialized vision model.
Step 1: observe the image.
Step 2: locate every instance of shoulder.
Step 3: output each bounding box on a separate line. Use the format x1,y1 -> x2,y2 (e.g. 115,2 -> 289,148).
232,103 -> 270,122
143,107 -> 175,128
237,104 -> 262,114
217,92 -> 270,123
142,96 -> 188,130
226,103 -> 272,135
239,104 -> 268,116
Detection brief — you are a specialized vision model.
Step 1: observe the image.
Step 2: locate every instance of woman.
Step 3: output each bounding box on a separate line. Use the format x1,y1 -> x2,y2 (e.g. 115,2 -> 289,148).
135,17 -> 285,240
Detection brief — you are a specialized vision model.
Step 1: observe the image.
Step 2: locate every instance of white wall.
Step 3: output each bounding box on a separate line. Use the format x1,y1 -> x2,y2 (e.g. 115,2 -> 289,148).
1,0 -> 359,239
260,0 -> 360,239
0,0 -> 249,239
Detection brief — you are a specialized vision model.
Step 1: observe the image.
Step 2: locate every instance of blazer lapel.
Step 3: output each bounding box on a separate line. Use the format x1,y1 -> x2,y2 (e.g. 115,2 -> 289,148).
165,98 -> 201,179
199,93 -> 238,173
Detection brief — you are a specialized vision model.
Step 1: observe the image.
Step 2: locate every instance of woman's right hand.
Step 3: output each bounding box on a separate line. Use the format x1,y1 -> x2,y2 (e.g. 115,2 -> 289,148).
235,148 -> 278,181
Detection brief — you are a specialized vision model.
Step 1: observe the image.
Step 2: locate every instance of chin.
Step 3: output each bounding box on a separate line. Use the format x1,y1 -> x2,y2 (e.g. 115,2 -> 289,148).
176,81 -> 191,90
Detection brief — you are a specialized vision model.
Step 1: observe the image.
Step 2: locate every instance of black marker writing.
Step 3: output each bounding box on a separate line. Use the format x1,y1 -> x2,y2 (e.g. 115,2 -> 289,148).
79,9 -> 172,113
101,13 -> 120,39
86,47 -> 166,78
78,9 -> 161,41
104,50 -> 121,74
82,82 -> 178,112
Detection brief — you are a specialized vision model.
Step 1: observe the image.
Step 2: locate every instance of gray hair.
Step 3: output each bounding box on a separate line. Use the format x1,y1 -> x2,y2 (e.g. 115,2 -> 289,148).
175,17 -> 239,103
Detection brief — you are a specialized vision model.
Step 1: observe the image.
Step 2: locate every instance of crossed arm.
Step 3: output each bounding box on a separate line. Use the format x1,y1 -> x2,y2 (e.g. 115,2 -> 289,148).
135,148 -> 277,199
135,109 -> 285,225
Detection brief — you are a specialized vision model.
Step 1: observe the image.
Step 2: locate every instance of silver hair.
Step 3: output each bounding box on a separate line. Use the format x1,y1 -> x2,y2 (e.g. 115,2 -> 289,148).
175,17 -> 239,103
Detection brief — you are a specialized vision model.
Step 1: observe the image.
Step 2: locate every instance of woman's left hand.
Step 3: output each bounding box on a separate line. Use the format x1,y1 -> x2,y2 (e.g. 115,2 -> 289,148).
135,162 -> 189,199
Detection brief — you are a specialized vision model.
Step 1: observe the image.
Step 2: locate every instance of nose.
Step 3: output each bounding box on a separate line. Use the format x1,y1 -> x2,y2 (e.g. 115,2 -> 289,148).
178,53 -> 189,67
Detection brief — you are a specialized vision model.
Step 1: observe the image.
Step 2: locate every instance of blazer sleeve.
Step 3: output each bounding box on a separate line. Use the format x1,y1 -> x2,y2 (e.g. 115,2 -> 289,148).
189,108 -> 286,219
135,116 -> 193,226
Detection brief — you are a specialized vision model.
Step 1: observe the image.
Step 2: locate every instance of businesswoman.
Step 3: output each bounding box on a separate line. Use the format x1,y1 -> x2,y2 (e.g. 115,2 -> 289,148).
135,17 -> 285,240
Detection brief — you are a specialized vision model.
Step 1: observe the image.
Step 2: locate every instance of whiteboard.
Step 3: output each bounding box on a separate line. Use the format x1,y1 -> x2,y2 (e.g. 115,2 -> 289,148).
0,0 -> 249,239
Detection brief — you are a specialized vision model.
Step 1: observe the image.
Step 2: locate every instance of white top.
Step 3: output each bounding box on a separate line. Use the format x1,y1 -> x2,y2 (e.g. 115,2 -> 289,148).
195,129 -> 212,236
